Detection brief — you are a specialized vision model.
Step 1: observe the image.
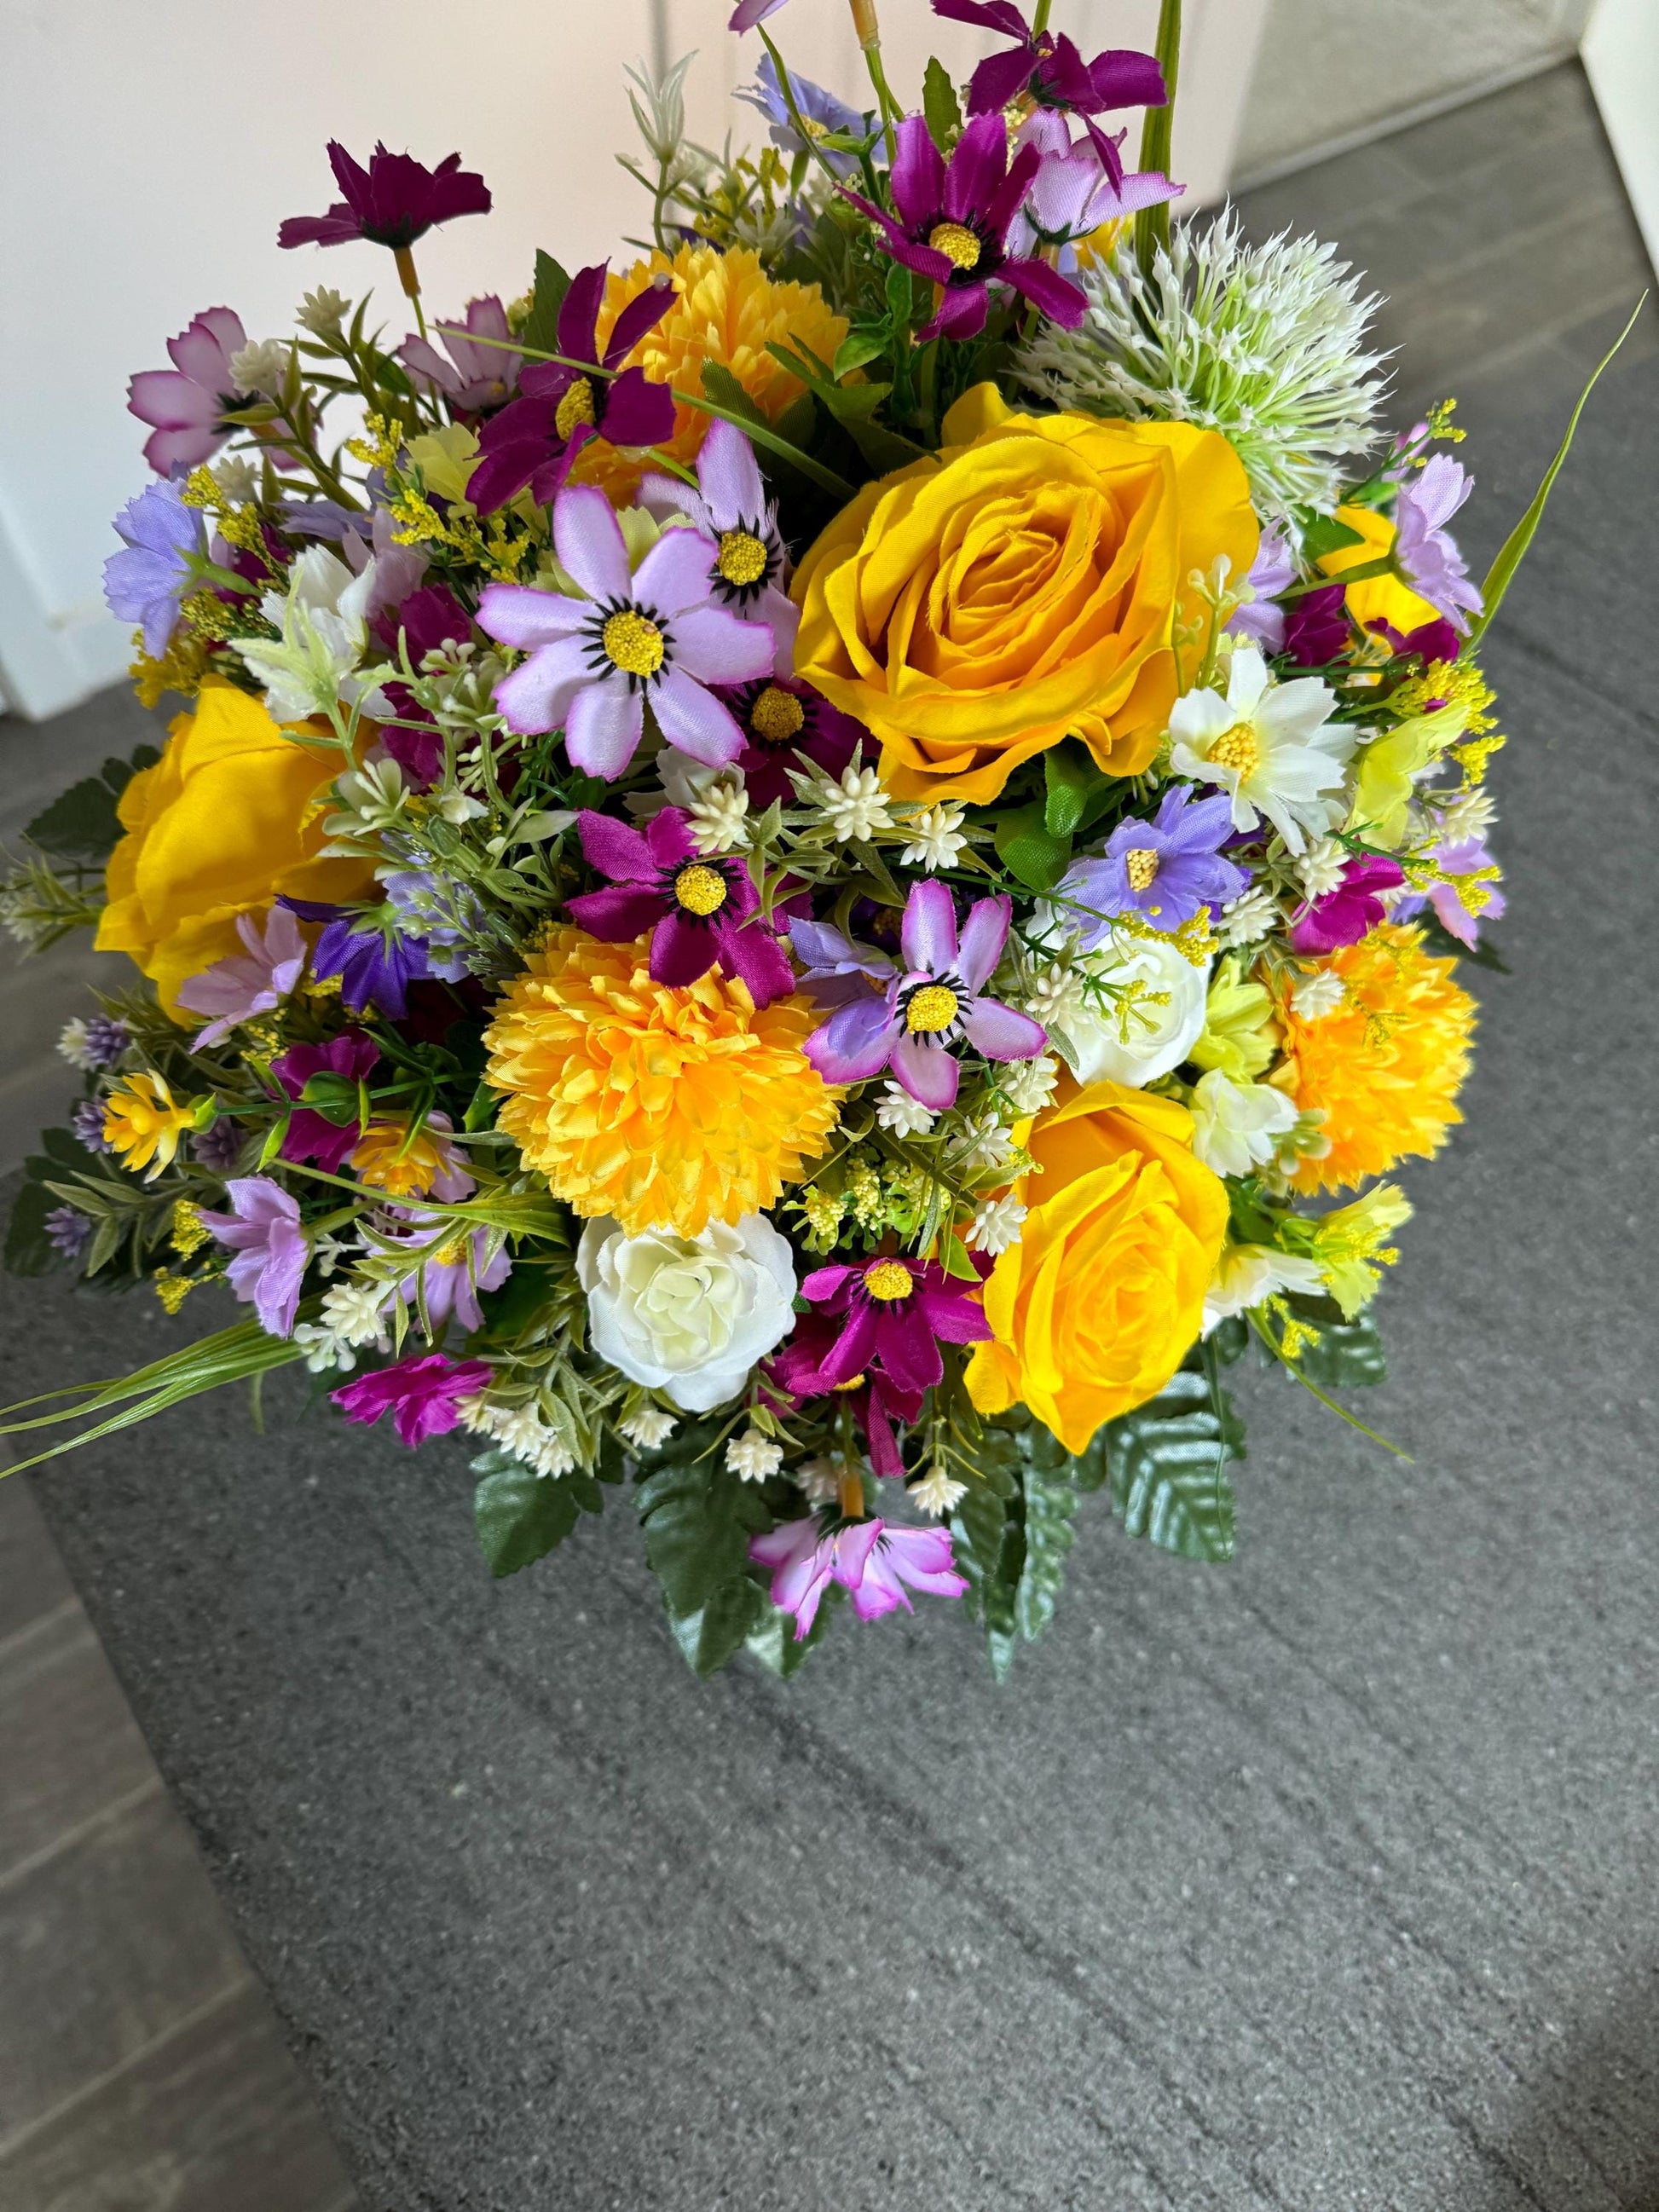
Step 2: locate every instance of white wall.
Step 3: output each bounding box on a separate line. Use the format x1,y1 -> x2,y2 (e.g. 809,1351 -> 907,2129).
0,0 -> 1265,720
1584,0 -> 1659,277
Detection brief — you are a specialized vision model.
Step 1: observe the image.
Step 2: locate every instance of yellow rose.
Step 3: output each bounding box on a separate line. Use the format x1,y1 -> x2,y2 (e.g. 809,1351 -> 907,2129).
791,384 -> 1257,805
966,1081 -> 1228,1456
95,679 -> 373,1016
1319,503 -> 1441,636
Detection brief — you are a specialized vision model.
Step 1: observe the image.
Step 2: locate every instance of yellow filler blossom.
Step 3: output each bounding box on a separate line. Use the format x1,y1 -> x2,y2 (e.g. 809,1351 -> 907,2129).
1275,925 -> 1476,1193
483,929 -> 839,1238
104,1072 -> 199,1180
1309,1182 -> 1414,1318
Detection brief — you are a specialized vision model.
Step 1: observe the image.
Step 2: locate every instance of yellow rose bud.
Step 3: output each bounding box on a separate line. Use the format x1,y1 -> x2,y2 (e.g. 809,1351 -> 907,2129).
792,384 -> 1258,806
966,1081 -> 1228,1456
95,679 -> 375,1017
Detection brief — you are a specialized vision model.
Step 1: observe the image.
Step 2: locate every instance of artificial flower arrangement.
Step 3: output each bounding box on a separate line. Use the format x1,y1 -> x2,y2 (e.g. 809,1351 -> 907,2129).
0,0 -> 1614,1677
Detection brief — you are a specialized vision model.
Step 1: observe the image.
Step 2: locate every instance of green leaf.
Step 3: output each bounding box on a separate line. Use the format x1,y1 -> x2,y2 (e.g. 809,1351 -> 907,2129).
24,747 -> 159,858
1101,1368 -> 1244,1562
922,56 -> 962,151
520,250 -> 572,361
994,800 -> 1072,892
1043,739 -> 1103,839
746,1584 -> 839,1677
4,1178 -> 58,1277
473,1463 -> 583,1577
1298,512 -> 1366,563
833,330 -> 891,380
700,359 -> 771,432
1014,1458 -> 1079,1645
1285,1302 -> 1386,1390
1470,294 -> 1645,647
635,1436 -> 770,1619
668,1575 -> 768,1677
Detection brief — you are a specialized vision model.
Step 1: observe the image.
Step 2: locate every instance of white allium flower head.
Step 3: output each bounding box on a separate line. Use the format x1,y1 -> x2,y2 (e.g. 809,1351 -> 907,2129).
1290,968 -> 1346,1019
968,1193 -> 1027,1256
1169,644 -> 1354,858
899,801 -> 968,872
57,1019 -> 95,1071
818,759 -> 893,843
619,1406 -> 678,1450
1189,1070 -> 1299,1178
1017,212 -> 1389,531
726,1429 -> 783,1484
909,1466 -> 968,1518
876,1083 -> 937,1137
685,771 -> 750,856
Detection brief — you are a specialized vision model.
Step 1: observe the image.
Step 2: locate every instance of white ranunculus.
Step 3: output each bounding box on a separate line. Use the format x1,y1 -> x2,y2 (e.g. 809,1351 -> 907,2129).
577,1214 -> 797,1412
1057,930 -> 1211,1089
1188,1069 -> 1299,1178
235,544 -> 393,725
1201,1244 -> 1326,1334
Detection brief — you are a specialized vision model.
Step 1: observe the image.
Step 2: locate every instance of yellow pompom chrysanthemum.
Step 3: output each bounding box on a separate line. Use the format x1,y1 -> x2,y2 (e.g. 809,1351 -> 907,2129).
589,245 -> 848,500
483,930 -> 839,1238
1276,924 -> 1476,1194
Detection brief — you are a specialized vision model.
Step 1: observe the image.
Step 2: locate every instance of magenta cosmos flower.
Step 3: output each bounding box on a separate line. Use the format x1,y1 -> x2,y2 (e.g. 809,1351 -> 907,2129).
804,879 -> 1047,1110
933,0 -> 1165,182
767,1320 -> 923,1481
750,1515 -> 968,1639
272,1031 -> 380,1175
1290,854 -> 1406,955
400,297 -> 522,415
477,484 -> 773,777
717,673 -> 862,809
845,113 -> 1085,342
332,1354 -> 492,1448
799,1252 -> 991,1396
198,1177 -> 309,1338
278,142 -> 490,251
177,906 -> 306,1049
566,806 -> 794,1005
468,263 -> 676,512
127,307 -> 249,476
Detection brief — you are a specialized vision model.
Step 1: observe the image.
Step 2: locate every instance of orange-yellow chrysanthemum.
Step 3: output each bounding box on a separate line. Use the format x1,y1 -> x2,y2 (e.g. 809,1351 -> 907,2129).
587,244 -> 848,500
483,929 -> 839,1237
1275,924 -> 1476,1194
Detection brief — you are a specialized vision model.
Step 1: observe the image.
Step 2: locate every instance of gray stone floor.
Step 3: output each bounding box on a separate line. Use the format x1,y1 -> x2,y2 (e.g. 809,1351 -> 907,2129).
2,59 -> 1656,2212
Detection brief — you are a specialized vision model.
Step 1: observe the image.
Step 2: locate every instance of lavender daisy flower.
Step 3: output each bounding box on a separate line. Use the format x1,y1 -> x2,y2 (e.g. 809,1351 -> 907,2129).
1395,455 -> 1483,632
103,482 -> 204,658
843,113 -> 1085,343
566,806 -> 795,1005
749,1515 -> 968,1639
787,915 -> 896,1010
197,1176 -> 309,1337
1007,110 -> 1178,263
71,1100 -> 114,1155
804,880 -> 1047,1111
640,420 -> 798,666
384,1220 -> 512,1335
278,142 -> 490,253
399,296 -> 522,415
1057,787 -> 1248,941
477,484 -> 773,778
176,907 -> 306,1048
126,306 -> 248,475
737,55 -> 865,176
1227,524 -> 1297,655
45,1206 -> 93,1262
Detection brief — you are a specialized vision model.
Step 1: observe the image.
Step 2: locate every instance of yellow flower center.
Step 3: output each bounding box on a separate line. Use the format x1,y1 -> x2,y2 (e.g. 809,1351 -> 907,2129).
749,684 -> 806,745
673,862 -> 729,917
1124,847 -> 1160,892
554,376 -> 597,442
801,115 -> 830,141
905,983 -> 958,1033
1209,722 -> 1259,776
833,1372 -> 867,1391
864,1260 -> 915,1302
715,528 -> 769,588
431,1237 -> 467,1268
601,609 -> 665,679
928,222 -> 982,272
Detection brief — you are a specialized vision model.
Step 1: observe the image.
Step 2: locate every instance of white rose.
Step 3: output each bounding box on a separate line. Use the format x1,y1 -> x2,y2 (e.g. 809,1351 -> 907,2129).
577,1214 -> 797,1412
1189,1070 -> 1298,1178
1058,931 -> 1211,1089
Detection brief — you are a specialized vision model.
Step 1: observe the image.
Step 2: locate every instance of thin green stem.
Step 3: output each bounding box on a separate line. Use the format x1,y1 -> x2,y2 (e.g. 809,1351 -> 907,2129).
758,27 -> 846,189
1135,0 -> 1182,269
1032,0 -> 1053,31
861,41 -> 900,170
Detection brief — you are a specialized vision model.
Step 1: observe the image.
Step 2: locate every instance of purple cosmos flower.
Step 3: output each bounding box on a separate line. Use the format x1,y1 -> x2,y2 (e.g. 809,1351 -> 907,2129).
1057,787 -> 1248,940
79,1014 -> 130,1072
279,898 -> 433,1018
176,907 -> 307,1049
332,1353 -> 492,1448
750,1514 -> 968,1639
467,265 -> 675,513
1007,109 -> 1178,262
798,1253 -> 992,1396
273,1032 -> 380,1175
845,113 -> 1085,343
566,806 -> 794,1005
933,0 -> 1166,181
640,419 -> 798,664
787,915 -> 895,1011
738,55 -> 866,176
45,1206 -> 92,1262
382,1219 -> 512,1335
400,296 -> 521,415
127,307 -> 248,476
717,673 -> 863,810
373,581 -> 472,786
1392,835 -> 1506,948
1227,525 -> 1297,655
728,0 -> 787,28
478,484 -> 772,778
71,1100 -> 114,1155
804,881 -> 1047,1110
1394,455 -> 1483,632
103,481 -> 204,658
198,1176 -> 309,1337
768,1320 -> 923,1481
1290,854 -> 1406,955
1281,584 -> 1351,668
278,143 -> 491,252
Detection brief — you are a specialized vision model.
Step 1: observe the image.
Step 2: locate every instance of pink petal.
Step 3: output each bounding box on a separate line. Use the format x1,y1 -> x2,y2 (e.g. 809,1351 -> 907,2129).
695,419 -> 765,528
554,483 -> 631,602
649,667 -> 743,765
634,525 -> 720,615
477,582 -> 586,651
902,879 -> 958,974
956,895 -> 1011,991
891,1031 -> 961,1111
565,678 -> 645,778
492,637 -> 593,736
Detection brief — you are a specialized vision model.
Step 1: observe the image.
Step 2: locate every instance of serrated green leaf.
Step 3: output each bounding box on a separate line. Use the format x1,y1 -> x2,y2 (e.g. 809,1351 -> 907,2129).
994,800 -> 1072,892
922,56 -> 962,150
25,776 -> 126,858
746,1583 -> 839,1677
701,359 -> 771,431
1287,1308 -> 1386,1390
669,1575 -> 768,1677
1102,1369 -> 1244,1562
636,1444 -> 770,1619
1014,1458 -> 1079,1644
474,1464 -> 582,1577
4,1179 -> 58,1277
520,250 -> 572,361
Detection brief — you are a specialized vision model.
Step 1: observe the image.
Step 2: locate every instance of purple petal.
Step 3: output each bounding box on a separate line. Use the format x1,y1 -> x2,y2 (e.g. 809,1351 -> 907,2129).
932,0 -> 1030,34
477,582 -> 585,650
598,367 -> 676,449
1090,48 -> 1168,108
920,285 -> 990,344
965,44 -> 1038,115
554,483 -> 631,602
644,808 -> 698,870
891,1031 -> 961,1111
650,912 -> 720,988
491,637 -> 593,736
717,916 -> 795,1007
890,114 -> 947,230
694,418 -> 765,528
578,808 -> 655,884
566,885 -> 666,940
805,997 -> 902,1085
960,996 -> 1048,1062
902,878 -> 958,974
1003,256 -> 1088,329
955,893 -> 1011,990
564,679 -> 645,778
635,525 -> 722,615
670,604 -> 775,686
556,263 -> 607,359
649,667 -> 744,765
604,282 -> 675,367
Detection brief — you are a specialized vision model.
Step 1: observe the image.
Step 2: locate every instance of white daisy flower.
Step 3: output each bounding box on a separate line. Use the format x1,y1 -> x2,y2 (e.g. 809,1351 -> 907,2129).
1169,644 -> 1355,857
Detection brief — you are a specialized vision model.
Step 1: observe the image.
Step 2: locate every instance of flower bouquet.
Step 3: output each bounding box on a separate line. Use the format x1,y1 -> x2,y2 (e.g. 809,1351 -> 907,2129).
0,0 -> 1620,1677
